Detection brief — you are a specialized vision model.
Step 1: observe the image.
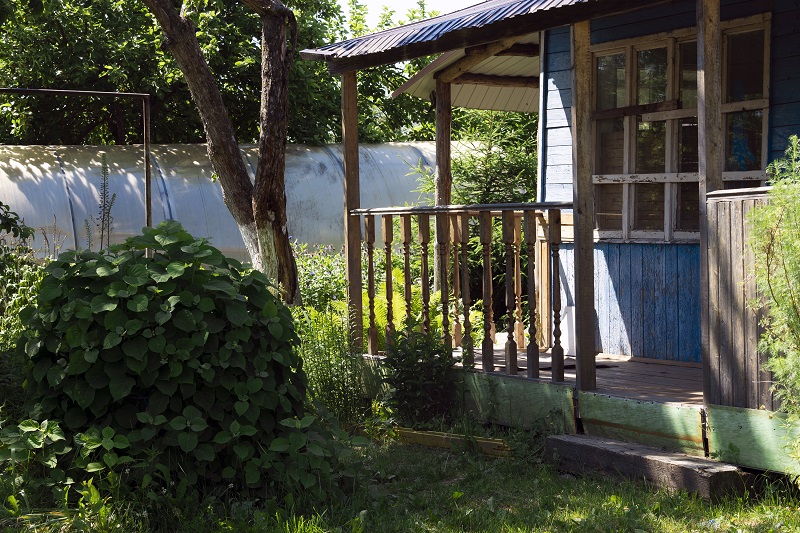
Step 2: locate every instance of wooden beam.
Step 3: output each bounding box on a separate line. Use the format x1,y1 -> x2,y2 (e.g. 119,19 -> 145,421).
698,0 -> 722,405
452,73 -> 539,88
592,99 -> 679,121
435,79 -> 452,206
342,71 -> 363,349
465,42 -> 540,56
436,36 -> 523,84
571,20 -> 596,391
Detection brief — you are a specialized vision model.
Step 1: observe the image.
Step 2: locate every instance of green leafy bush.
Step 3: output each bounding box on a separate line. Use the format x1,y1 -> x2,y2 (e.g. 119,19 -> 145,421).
382,330 -> 457,425
750,135 -> 800,468
294,243 -> 347,311
18,221 -> 355,499
0,202 -> 44,419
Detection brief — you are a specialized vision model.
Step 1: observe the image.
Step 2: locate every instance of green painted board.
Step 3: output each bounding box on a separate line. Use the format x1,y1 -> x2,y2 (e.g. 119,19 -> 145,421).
462,372 -> 576,434
578,392 -> 705,456
707,405 -> 800,474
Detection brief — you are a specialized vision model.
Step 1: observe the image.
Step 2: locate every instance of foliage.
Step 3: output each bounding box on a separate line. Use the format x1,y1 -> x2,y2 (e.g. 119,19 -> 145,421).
0,203 -> 44,419
381,329 -> 457,425
17,221 -> 357,502
294,243 -> 347,310
450,111 -> 539,205
294,306 -> 366,430
751,135 -> 800,470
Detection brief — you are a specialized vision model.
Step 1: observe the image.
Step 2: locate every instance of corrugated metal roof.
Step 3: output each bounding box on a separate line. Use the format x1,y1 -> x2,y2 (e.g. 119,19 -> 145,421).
301,0 -> 665,73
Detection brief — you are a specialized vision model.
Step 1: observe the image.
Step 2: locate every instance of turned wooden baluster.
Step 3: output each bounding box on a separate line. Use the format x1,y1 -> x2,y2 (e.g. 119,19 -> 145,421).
480,211 -> 494,371
460,214 -> 473,366
450,214 -> 462,348
502,211 -> 518,375
400,214 -> 413,328
524,211 -> 539,378
365,215 -> 378,355
383,214 -> 395,345
418,213 -> 431,334
549,209 -> 564,382
514,214 -> 526,351
436,213 -> 452,351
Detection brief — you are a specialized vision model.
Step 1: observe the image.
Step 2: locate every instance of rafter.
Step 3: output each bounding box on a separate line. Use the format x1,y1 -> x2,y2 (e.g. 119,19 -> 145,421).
452,73 -> 539,88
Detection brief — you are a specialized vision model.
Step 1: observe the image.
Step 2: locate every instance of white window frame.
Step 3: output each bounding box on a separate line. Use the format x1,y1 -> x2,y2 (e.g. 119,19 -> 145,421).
590,14 -> 771,243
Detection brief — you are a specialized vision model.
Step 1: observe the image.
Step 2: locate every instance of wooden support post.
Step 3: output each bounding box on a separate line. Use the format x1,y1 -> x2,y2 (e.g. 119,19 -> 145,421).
342,71 -> 362,349
365,215 -> 378,355
383,214 -> 395,345
418,214 -> 432,334
437,213 -> 452,352
434,79 -> 452,292
549,209 -> 564,382
514,214 -> 526,351
480,211 -> 494,371
525,211 -> 539,378
451,215 -> 463,348
571,20 -> 596,390
698,0 -> 723,405
401,214 -> 413,327
460,214 -> 473,366
503,211 -> 518,375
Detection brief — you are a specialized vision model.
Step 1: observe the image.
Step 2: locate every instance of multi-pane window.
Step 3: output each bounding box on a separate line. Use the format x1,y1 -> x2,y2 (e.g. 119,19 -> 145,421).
592,17 -> 770,241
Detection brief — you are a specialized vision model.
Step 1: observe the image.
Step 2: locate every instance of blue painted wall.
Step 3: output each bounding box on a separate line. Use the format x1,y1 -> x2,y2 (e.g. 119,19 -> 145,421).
559,243 -> 702,362
539,0 -> 800,361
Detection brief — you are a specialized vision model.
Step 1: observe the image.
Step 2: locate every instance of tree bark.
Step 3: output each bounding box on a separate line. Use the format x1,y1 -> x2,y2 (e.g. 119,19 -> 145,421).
141,0 -> 299,303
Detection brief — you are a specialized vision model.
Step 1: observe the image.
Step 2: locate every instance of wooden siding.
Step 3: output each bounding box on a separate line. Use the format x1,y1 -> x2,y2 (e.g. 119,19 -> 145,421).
705,190 -> 775,409
540,26 -> 573,203
559,242 -> 702,362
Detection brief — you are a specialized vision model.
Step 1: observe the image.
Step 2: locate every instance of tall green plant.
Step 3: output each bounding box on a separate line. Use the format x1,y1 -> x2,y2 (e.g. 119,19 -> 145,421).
750,134 -> 800,469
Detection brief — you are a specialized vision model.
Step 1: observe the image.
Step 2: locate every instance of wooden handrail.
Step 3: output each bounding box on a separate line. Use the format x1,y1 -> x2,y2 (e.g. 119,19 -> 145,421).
351,205 -> 565,381
351,201 -> 572,216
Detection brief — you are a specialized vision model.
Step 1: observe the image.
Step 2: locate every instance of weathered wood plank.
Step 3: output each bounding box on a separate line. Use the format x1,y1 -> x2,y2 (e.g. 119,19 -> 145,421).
463,371 -> 576,433
618,244 -> 633,356
571,20 -> 596,390
630,245 -> 645,358
730,200 -> 746,407
707,405 -> 800,474
341,71 -> 362,348
545,434 -> 754,501
579,391 -> 705,456
718,201 -> 733,404
664,244 -> 679,361
742,199 -> 759,408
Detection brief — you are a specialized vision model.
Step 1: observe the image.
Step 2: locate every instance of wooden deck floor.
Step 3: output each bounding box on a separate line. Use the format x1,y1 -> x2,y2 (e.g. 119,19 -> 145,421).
458,347 -> 704,406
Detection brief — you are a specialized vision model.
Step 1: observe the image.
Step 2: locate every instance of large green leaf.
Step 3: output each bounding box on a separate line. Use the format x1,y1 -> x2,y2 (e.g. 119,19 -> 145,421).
172,309 -> 197,332
126,293 -> 149,313
109,376 -> 135,401
121,337 -> 148,361
226,301 -> 249,326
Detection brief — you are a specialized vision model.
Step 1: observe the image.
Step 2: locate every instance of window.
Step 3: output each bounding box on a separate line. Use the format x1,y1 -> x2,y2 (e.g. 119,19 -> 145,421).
591,16 -> 770,241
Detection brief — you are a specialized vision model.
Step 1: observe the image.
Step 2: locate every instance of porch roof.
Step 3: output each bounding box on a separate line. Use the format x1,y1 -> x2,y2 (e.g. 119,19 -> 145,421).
299,0 -> 667,74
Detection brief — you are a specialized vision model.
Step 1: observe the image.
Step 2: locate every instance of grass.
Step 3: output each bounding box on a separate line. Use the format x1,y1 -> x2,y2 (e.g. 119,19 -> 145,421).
1,425 -> 799,532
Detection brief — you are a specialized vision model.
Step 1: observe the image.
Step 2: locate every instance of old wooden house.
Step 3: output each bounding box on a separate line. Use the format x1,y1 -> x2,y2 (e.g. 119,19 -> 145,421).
301,0 -> 800,476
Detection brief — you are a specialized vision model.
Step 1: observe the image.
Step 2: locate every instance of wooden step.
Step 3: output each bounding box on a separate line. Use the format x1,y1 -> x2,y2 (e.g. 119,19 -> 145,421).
545,434 -> 754,501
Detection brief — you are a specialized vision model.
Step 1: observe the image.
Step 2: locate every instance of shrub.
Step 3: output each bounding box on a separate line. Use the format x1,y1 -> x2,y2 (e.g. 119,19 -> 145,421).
294,243 -> 347,311
750,134 -> 800,469
382,330 -> 458,425
294,306 -> 366,430
18,221 -> 356,500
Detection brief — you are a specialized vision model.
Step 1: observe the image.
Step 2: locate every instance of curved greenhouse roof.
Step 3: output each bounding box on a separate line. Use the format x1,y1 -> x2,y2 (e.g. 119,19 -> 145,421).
0,143 -> 435,261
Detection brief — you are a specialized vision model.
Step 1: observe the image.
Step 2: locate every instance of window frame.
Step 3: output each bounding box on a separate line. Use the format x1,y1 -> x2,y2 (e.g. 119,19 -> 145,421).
589,14 -> 771,242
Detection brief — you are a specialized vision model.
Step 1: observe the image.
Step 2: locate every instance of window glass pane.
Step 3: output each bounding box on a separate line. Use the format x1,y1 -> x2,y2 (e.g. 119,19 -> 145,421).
726,30 -> 764,103
725,110 -> 763,171
636,119 -> 666,173
680,41 -> 698,108
595,184 -> 623,230
597,53 -> 626,111
597,118 -> 625,174
675,182 -> 699,231
679,118 -> 698,173
637,47 -> 667,105
633,183 -> 664,231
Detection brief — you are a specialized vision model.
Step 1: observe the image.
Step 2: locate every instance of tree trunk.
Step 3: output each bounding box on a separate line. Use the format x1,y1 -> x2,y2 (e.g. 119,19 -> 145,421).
141,0 -> 299,303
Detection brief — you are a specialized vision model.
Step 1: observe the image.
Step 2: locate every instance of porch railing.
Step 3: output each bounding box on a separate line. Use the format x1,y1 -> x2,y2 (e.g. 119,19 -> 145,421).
350,202 -> 572,382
